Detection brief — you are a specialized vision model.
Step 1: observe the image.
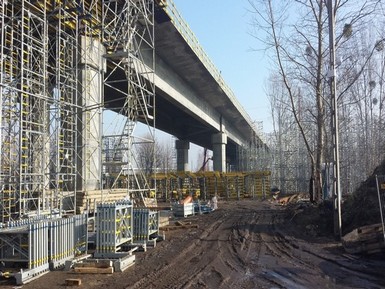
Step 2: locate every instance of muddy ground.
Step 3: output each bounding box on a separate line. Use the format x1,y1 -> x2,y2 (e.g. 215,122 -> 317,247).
2,199 -> 385,289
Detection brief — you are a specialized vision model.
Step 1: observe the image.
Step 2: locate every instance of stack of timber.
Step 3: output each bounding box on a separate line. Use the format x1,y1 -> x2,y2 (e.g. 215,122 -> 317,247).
76,189 -> 128,213
342,223 -> 385,254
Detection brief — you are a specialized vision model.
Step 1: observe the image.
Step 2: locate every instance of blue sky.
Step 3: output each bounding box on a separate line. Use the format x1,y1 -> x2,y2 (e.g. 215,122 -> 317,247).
172,0 -> 272,132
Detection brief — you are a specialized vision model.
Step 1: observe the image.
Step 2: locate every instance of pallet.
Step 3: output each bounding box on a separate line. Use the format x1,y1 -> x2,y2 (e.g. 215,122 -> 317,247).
70,253 -> 136,274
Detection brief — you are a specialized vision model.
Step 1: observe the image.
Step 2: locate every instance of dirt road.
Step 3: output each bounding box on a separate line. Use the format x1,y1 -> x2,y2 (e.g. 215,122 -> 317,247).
4,199 -> 385,288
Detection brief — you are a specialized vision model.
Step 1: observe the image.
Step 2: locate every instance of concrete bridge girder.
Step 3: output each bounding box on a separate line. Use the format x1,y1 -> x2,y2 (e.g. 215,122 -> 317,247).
103,3 -> 261,172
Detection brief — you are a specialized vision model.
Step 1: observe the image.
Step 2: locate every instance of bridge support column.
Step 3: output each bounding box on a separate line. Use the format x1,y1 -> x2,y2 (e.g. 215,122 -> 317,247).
212,132 -> 227,172
77,36 -> 105,191
176,140 -> 190,171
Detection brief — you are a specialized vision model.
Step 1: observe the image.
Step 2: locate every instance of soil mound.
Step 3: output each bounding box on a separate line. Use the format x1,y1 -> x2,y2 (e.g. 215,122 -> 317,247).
283,159 -> 385,239
342,159 -> 385,235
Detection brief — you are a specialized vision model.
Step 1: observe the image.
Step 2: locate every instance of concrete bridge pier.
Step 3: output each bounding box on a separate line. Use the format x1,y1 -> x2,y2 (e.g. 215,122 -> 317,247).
212,132 -> 227,172
77,36 -> 105,191
176,140 -> 190,171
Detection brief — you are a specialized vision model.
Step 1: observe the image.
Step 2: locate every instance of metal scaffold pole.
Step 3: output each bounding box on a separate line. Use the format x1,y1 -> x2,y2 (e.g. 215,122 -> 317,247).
47,0 -> 80,215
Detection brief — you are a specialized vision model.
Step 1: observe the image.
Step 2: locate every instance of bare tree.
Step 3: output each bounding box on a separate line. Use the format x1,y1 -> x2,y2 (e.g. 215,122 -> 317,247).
249,0 -> 382,200
136,134 -> 175,175
267,74 -> 309,193
339,27 -> 385,191
157,141 -> 175,173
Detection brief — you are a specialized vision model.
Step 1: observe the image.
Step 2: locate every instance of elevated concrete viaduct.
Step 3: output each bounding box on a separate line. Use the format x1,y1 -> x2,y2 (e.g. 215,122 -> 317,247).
105,2 -> 264,172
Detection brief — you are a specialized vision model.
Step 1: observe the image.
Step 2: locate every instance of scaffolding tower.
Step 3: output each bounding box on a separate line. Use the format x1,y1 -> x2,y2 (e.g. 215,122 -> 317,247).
101,0 -> 156,206
0,0 -> 156,222
1,0 -> 51,221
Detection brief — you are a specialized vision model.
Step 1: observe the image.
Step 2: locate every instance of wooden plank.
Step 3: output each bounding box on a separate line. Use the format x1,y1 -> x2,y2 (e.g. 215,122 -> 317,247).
342,223 -> 385,254
65,279 -> 82,286
159,220 -> 169,228
175,221 -> 191,226
357,224 -> 382,235
74,267 -> 114,274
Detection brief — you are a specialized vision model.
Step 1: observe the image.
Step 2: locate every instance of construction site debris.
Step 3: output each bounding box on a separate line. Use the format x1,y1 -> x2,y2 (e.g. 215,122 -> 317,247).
342,223 -> 385,254
277,194 -> 300,205
271,193 -> 308,206
175,220 -> 191,226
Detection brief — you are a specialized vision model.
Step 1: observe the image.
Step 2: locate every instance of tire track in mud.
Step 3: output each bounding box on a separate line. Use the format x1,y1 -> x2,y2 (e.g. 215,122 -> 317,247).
256,209 -> 321,288
256,209 -> 355,288
127,206 -> 268,289
127,201 -> 385,289
262,211 -> 318,269
221,211 -> 267,289
276,231 -> 385,287
126,211 -> 230,289
174,210 -> 261,289
256,208 -> 385,289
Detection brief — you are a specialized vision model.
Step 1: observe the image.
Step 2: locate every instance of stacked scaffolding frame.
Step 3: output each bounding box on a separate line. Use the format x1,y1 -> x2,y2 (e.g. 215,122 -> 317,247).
1,0 -> 51,221
1,0 -> 156,221
47,0 -> 80,214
